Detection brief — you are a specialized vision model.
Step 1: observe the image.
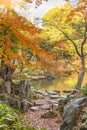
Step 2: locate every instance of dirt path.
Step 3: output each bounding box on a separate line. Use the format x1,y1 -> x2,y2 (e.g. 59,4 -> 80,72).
24,96 -> 62,130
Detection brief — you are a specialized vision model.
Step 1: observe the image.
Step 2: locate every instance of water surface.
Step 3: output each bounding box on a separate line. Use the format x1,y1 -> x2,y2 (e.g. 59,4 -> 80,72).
30,73 -> 87,95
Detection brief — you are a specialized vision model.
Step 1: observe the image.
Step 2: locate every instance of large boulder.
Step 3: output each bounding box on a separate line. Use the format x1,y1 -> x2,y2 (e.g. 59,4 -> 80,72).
60,97 -> 87,130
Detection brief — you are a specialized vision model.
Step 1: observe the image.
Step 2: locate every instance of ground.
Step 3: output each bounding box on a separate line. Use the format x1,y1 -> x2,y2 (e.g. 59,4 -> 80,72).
24,96 -> 62,130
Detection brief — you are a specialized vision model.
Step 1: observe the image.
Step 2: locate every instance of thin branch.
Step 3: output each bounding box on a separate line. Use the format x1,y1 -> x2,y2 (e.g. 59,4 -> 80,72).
67,60 -> 79,73
84,53 -> 87,57
81,17 -> 87,56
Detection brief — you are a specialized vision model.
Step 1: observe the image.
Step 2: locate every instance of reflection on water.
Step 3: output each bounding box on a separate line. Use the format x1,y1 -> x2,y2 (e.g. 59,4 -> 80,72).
31,76 -> 77,94
31,73 -> 87,95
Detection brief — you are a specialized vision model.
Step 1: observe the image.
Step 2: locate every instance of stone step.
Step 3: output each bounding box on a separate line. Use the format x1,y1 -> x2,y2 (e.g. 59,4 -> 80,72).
41,104 -> 50,110
50,95 -> 60,99
30,106 -> 39,111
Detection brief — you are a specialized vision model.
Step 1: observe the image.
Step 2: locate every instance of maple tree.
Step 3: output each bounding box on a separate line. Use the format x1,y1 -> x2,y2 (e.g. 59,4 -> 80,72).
42,1 -> 87,90
0,9 -> 40,81
1,0 -> 87,88
0,7 -> 55,82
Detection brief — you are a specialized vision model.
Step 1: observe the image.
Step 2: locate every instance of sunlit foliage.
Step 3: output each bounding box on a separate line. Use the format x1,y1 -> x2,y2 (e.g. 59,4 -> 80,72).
42,1 -> 87,89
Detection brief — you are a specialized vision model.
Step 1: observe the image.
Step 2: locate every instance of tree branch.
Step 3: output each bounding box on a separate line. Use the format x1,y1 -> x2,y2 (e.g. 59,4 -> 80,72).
67,60 -> 79,73
84,53 -> 87,57
81,17 -> 87,57
47,22 -> 81,58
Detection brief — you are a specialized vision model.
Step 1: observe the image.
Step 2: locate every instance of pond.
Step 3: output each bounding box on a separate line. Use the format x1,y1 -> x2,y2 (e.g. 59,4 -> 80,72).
30,73 -> 87,95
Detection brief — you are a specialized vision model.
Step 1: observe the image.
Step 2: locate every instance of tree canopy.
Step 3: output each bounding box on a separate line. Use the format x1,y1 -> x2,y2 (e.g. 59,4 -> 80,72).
42,0 -> 87,89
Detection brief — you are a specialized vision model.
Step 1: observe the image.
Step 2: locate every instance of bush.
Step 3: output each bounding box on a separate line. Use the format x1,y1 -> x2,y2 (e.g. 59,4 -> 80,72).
19,73 -> 28,79
31,92 -> 39,100
41,111 -> 57,118
81,83 -> 87,95
0,94 -> 7,101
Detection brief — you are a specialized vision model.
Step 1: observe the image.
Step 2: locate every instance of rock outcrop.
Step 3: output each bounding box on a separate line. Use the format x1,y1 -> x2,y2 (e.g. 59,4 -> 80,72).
0,79 -> 33,112
60,97 -> 87,130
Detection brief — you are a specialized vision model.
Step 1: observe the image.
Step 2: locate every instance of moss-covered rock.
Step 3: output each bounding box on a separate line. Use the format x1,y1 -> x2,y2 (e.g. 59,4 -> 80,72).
31,92 -> 39,100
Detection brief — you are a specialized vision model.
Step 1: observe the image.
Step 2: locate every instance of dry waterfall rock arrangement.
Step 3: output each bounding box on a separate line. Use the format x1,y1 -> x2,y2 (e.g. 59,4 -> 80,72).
0,79 -> 33,112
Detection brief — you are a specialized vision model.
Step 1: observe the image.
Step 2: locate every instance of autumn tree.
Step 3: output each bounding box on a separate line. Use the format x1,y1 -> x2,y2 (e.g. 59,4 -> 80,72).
43,2 -> 87,90
0,10 -> 40,80
0,0 -> 42,80
0,0 -> 55,83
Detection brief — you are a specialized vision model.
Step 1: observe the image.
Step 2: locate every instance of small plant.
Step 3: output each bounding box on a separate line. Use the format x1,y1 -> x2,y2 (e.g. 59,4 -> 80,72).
19,73 -> 28,79
0,104 -> 47,130
31,92 -> 39,100
81,83 -> 87,95
82,112 -> 87,122
0,104 -> 19,129
0,94 -> 7,101
41,111 -> 57,118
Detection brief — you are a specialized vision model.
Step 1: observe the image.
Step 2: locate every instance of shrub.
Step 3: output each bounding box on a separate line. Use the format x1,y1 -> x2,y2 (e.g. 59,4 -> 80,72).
19,73 -> 28,79
0,94 -> 7,101
81,83 -> 87,95
31,92 -> 39,100
41,111 -> 57,118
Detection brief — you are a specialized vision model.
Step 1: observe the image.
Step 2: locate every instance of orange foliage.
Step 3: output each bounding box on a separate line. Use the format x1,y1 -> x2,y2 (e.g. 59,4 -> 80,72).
0,9 -> 56,75
0,11 -> 40,65
67,0 -> 87,21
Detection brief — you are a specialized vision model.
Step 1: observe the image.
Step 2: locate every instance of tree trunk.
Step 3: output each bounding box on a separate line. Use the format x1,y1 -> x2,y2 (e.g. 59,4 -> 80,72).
75,57 -> 85,90
4,65 -> 11,81
20,62 -> 24,73
75,70 -> 85,90
0,64 -> 14,81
